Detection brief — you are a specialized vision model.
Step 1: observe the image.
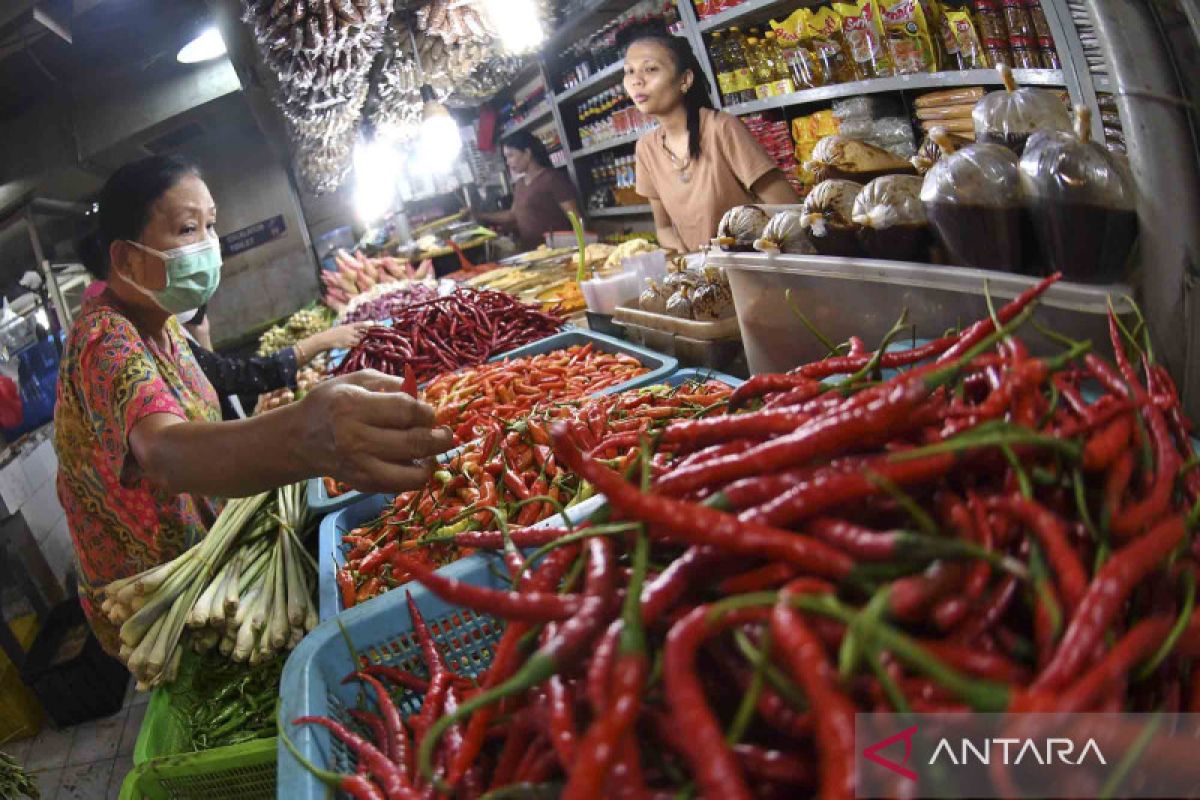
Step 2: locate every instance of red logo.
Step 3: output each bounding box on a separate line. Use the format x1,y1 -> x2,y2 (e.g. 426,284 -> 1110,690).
864,724 -> 919,781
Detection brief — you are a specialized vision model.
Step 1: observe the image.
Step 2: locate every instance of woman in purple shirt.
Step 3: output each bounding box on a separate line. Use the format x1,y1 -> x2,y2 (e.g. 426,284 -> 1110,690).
480,132 -> 579,250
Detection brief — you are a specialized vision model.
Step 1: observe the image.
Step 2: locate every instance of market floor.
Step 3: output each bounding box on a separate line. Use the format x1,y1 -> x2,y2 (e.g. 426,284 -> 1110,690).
6,678 -> 147,799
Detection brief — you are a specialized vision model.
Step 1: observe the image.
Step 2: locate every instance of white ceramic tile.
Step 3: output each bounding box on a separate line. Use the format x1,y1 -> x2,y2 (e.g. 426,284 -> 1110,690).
56,759 -> 114,800
119,703 -> 146,757
23,725 -> 75,772
0,458 -> 31,514
67,711 -> 125,765
22,444 -> 51,489
4,732 -> 34,766
106,754 -> 135,798
30,767 -> 62,798
22,480 -> 63,540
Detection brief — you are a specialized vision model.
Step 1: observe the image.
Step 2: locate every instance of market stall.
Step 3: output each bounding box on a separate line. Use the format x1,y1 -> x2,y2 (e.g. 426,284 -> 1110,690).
5,0 -> 1199,799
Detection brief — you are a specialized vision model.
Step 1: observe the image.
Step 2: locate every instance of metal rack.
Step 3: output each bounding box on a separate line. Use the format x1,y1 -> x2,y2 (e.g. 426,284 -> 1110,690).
499,0 -> 1107,226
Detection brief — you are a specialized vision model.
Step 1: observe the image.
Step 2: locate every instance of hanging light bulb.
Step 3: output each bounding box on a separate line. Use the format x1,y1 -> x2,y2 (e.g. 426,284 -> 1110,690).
481,0 -> 544,54
352,137 -> 401,223
417,85 -> 462,174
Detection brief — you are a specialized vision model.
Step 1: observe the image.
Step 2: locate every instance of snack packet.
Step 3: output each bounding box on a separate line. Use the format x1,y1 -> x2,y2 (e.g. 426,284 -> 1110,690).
879,0 -> 937,74
834,0 -> 893,78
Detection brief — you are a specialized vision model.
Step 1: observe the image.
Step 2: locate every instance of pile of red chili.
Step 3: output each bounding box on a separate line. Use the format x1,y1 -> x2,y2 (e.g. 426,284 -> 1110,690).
290,274 -> 1200,799
336,378 -> 733,610
332,288 -> 564,383
426,343 -> 653,445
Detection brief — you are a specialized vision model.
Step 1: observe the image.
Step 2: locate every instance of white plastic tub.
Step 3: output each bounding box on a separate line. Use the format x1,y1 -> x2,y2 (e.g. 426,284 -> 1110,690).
713,252 -> 1135,375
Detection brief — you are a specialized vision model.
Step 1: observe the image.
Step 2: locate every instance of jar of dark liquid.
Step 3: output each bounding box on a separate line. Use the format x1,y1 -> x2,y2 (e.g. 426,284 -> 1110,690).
920,130 -> 1027,272
1018,107 -> 1137,283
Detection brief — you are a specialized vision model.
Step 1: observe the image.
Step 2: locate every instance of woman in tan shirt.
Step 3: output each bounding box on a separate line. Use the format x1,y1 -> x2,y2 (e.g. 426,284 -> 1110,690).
624,25 -> 800,252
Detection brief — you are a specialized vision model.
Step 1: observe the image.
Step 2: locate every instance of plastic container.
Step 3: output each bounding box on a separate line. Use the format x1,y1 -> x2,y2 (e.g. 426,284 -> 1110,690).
580,270 -> 641,314
614,303 -> 744,372
119,738 -> 275,800
712,251 -> 1136,375
19,599 -> 128,728
316,486 -> 607,622
278,556 -> 506,799
0,614 -> 43,745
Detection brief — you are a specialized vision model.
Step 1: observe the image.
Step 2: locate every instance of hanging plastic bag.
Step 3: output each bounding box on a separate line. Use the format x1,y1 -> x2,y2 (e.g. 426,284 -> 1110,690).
852,175 -> 930,260
801,179 -> 865,256
712,205 -> 771,252
920,128 -> 1027,271
1019,106 -> 1137,283
972,64 -> 1071,154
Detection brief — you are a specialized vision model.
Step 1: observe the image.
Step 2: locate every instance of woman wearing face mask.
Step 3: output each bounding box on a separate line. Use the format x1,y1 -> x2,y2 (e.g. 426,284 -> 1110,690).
478,131 -> 579,251
57,155 -> 453,655
623,24 -> 800,252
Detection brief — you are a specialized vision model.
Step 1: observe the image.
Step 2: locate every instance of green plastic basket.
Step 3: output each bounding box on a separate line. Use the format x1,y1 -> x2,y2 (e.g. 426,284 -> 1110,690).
121,652 -> 277,799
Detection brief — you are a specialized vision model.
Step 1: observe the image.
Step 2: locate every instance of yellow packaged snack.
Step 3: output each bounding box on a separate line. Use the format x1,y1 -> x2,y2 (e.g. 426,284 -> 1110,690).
834,0 -> 893,79
770,9 -> 808,46
879,0 -> 937,74
813,109 -> 840,137
806,7 -> 861,83
944,9 -> 988,69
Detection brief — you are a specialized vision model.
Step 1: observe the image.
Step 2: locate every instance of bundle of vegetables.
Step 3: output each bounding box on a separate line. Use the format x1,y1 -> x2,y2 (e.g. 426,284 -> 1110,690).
466,263 -> 587,314
254,362 -> 327,416
101,483 -> 317,689
172,650 -> 286,752
321,249 -> 433,311
425,343 -> 651,445
335,378 -> 734,609
338,280 -> 443,325
287,275 -> 1200,798
257,304 -> 336,356
332,289 -> 564,383
0,752 -> 38,799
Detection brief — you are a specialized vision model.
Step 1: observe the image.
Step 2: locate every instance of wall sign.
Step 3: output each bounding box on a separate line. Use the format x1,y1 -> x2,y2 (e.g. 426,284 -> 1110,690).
219,215 -> 287,257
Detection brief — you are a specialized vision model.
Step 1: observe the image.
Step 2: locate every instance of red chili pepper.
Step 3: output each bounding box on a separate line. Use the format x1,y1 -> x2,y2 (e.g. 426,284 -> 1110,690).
733,744 -> 814,787
554,423 -> 853,578
545,674 -> 579,769
344,672 -> 411,778
1082,413 -> 1133,472
291,716 -> 415,800
718,562 -> 802,594
768,582 -> 857,800
337,569 -> 357,610
1110,400 -> 1179,539
664,605 -> 764,800
985,495 -> 1088,612
727,373 -> 822,411
1034,514 -> 1186,692
360,665 -> 430,693
936,273 -> 1062,365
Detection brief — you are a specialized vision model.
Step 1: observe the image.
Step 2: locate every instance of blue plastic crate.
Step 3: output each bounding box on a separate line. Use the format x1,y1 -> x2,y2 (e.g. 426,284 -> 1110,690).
308,329 -> 678,514
278,555 -> 507,800
316,480 -> 604,623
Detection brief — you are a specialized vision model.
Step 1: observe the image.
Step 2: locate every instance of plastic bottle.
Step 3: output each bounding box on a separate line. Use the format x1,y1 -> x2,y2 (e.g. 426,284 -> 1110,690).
725,27 -> 757,104
709,33 -> 736,105
764,32 -> 797,95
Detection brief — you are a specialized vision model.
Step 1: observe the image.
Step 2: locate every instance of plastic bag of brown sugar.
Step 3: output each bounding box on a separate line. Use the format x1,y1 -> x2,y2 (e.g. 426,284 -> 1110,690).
916,102 -> 979,121
801,179 -> 865,255
914,86 -> 986,109
911,131 -> 974,174
804,135 -> 915,183
920,128 -> 1027,271
972,65 -> 1071,154
1018,106 -> 1137,284
852,175 -> 931,260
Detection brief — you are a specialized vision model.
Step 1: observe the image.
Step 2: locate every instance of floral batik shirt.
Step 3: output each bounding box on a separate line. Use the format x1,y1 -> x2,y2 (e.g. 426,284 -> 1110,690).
54,294 -> 221,656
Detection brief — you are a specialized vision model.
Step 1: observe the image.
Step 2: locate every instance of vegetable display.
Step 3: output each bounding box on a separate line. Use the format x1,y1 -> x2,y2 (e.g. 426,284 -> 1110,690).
257,305 -> 336,356
424,343 -> 651,445
0,751 -> 38,799
287,274 -> 1200,797
100,482 -> 317,689
320,249 -> 433,311
173,650 -> 286,752
337,279 -> 445,325
333,289 -> 564,383
335,379 -> 733,609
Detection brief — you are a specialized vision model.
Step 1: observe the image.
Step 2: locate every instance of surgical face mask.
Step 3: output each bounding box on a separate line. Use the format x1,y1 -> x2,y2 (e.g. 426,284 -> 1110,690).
126,236 -> 222,314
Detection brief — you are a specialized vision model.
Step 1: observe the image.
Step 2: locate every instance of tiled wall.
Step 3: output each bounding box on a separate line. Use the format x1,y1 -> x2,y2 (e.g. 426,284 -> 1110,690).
0,431 -> 73,590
